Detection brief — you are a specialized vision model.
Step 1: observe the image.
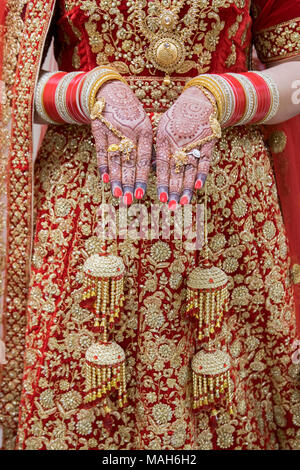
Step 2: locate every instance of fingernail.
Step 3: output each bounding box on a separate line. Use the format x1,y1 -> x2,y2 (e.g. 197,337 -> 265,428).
195,180 -> 202,190
123,192 -> 133,205
159,192 -> 168,203
113,187 -> 123,198
102,173 -> 109,184
168,200 -> 177,211
135,188 -> 144,200
180,196 -> 189,206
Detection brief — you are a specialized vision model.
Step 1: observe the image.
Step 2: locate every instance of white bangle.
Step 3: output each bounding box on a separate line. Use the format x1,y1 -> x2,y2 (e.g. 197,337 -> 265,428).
228,73 -> 258,126
80,66 -> 118,120
75,73 -> 90,124
55,71 -> 84,125
255,71 -> 280,124
34,72 -> 61,124
210,74 -> 236,127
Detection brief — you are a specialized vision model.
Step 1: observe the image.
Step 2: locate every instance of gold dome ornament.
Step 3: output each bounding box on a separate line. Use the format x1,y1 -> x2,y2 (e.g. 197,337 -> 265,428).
191,349 -> 233,416
84,341 -> 127,409
187,261 -> 229,342
81,249 -> 125,335
136,0 -> 202,74
80,247 -> 127,409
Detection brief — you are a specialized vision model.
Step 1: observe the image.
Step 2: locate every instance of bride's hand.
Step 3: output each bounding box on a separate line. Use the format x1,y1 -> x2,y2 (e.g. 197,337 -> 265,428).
156,86 -> 219,209
91,80 -> 153,205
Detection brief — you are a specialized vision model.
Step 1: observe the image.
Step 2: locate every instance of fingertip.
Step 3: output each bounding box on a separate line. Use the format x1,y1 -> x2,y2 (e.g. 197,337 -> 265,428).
113,187 -> 123,198
195,180 -> 202,190
180,196 -> 189,206
102,173 -> 110,184
159,192 -> 168,203
123,192 -> 133,206
168,200 -> 177,211
135,188 -> 144,200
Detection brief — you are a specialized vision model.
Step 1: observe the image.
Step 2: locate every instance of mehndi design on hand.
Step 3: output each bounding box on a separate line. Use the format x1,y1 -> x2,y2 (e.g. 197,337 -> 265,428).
91,80 -> 153,204
156,86 -> 221,208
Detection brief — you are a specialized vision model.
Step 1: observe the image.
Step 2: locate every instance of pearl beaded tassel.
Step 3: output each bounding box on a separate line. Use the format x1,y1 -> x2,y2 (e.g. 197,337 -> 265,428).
80,248 -> 127,409
187,186 -> 233,416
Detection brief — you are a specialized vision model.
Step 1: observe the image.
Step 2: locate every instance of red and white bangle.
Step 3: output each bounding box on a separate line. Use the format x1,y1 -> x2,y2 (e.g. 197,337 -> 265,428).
228,73 -> 258,126
34,71 -> 66,124
184,71 -> 280,128
220,73 -> 246,126
254,71 -> 280,123
34,66 -> 126,125
66,72 -> 90,124
55,71 -> 87,124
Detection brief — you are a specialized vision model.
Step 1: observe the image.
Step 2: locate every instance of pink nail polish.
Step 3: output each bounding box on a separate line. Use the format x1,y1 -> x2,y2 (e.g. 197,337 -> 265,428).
180,196 -> 189,206
168,200 -> 177,211
135,188 -> 144,199
113,187 -> 122,198
195,180 -> 202,190
102,173 -> 109,183
159,192 -> 168,203
124,192 -> 133,205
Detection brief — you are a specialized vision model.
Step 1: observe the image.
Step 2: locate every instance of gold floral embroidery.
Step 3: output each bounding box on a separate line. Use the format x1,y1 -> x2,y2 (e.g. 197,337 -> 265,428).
254,18 -> 300,64
268,130 -> 288,154
0,0 -> 56,450
60,0 -> 252,78
291,264 -> 300,285
13,121 -> 300,451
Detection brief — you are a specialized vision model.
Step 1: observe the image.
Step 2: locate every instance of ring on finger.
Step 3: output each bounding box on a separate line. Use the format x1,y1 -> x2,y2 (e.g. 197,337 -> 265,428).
187,148 -> 201,159
108,143 -> 120,153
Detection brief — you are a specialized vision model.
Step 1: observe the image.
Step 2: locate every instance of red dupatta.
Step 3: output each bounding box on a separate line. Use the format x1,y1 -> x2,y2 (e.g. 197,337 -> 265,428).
265,117 -> 300,335
253,0 -> 300,333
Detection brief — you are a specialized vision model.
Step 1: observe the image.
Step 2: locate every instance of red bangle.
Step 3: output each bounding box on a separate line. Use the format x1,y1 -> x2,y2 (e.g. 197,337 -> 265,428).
222,74 -> 247,127
242,72 -> 271,124
66,72 -> 89,123
43,72 -> 67,124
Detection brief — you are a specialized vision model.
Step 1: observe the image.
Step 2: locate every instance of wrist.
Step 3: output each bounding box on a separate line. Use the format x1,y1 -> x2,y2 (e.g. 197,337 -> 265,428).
184,72 -> 279,128
34,66 -> 128,125
98,79 -> 127,96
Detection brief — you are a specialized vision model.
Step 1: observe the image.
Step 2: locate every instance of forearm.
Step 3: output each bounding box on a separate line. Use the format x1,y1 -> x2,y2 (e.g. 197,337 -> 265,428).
262,60 -> 300,124
185,61 -> 300,129
34,67 -> 126,125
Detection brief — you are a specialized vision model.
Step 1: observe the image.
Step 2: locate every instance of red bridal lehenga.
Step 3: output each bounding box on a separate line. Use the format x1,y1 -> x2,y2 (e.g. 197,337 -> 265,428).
1,0 -> 300,450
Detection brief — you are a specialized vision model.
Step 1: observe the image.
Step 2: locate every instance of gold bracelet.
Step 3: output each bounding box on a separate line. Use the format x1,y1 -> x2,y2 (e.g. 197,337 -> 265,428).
184,77 -> 226,123
88,73 -> 128,114
81,66 -> 128,119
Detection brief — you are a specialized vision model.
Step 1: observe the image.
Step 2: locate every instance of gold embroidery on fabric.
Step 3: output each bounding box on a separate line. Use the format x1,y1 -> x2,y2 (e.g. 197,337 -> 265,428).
0,0 -> 27,450
62,0 -> 251,76
291,264 -> 300,285
0,0 -> 56,450
254,17 -> 300,63
14,122 -> 300,450
268,130 -> 287,154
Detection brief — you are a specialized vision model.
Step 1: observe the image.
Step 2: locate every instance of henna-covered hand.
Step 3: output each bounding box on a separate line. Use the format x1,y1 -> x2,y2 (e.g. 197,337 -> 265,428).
156,86 -> 219,209
91,80 -> 153,204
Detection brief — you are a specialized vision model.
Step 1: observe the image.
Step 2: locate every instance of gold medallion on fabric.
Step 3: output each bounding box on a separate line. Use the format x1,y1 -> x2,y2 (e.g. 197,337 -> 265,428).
136,0 -> 201,76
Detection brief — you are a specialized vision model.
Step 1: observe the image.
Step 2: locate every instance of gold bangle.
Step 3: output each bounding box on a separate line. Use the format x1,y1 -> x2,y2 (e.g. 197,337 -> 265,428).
88,73 -> 128,114
184,77 -> 226,123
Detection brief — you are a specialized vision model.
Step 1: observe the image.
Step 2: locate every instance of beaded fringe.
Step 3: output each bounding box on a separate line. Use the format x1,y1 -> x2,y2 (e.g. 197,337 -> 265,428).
84,361 -> 127,409
192,369 -> 233,414
187,286 -> 229,341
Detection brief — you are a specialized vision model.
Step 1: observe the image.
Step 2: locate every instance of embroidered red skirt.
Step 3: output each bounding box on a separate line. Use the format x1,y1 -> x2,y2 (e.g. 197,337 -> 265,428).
16,123 -> 300,450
